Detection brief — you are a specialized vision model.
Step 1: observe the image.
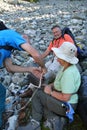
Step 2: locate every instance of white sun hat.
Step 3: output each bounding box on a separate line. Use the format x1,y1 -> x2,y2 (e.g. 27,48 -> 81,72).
52,42 -> 79,64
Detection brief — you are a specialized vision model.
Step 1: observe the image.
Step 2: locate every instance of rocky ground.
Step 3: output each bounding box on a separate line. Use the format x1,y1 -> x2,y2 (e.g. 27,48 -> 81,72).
0,0 -> 87,129
0,0 -> 87,87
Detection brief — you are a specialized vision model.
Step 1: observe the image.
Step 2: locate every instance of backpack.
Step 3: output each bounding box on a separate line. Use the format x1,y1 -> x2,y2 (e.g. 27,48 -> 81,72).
62,27 -> 87,60
62,27 -> 76,44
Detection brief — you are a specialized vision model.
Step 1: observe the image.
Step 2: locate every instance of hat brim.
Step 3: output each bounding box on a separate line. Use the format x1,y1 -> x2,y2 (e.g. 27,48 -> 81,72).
52,48 -> 79,64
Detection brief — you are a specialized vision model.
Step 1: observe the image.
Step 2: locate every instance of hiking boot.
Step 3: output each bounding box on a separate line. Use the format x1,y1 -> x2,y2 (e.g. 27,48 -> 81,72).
20,88 -> 33,98
17,119 -> 41,130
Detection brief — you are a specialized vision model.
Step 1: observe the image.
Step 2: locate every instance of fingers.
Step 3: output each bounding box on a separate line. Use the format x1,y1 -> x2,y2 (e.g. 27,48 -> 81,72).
41,67 -> 47,74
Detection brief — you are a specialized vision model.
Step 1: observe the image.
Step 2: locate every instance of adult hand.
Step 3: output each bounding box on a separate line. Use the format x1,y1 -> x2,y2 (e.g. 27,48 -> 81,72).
30,67 -> 43,79
44,85 -> 52,95
41,67 -> 47,74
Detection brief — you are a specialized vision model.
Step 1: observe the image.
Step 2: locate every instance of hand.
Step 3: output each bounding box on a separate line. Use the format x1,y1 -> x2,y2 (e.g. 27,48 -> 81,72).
41,67 -> 47,74
44,85 -> 52,95
31,67 -> 43,79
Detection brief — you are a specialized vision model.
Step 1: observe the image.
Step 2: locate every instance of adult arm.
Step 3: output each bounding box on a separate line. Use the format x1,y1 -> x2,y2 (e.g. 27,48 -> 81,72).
4,58 -> 42,78
41,48 -> 51,59
21,43 -> 46,68
50,91 -> 72,102
44,85 -> 72,102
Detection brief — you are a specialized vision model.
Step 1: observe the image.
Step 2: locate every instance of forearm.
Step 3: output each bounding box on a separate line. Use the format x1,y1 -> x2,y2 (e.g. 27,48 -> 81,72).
50,91 -> 71,102
41,53 -> 47,59
34,55 -> 45,68
4,58 -> 33,73
41,49 -> 50,59
6,65 -> 33,73
21,43 -> 45,68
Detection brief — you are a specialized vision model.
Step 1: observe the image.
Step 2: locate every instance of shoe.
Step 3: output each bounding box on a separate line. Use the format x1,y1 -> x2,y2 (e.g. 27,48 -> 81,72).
17,119 -> 41,130
20,88 -> 33,98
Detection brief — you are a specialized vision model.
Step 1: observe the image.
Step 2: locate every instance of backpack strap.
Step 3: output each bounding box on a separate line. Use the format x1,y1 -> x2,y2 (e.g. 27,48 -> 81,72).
52,38 -> 55,45
0,45 -> 14,51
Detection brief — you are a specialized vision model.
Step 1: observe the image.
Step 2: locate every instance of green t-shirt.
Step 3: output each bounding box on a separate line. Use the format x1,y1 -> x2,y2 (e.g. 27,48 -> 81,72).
54,65 -> 81,104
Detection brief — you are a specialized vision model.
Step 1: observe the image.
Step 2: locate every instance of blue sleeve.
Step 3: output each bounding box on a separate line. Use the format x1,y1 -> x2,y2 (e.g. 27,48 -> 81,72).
7,30 -> 26,50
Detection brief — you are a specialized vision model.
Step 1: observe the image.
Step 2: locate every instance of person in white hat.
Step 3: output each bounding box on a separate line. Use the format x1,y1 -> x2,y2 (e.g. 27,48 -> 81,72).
52,41 -> 79,64
17,42 -> 81,130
